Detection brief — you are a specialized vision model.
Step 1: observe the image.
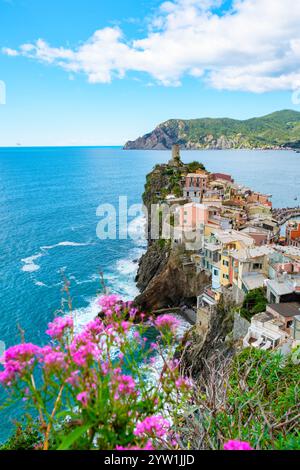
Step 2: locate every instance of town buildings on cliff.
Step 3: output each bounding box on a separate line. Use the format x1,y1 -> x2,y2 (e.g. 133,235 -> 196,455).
159,146 -> 300,353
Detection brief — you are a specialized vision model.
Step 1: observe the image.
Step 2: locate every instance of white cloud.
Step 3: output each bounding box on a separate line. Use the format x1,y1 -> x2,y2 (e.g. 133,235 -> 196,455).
2,47 -> 19,56
3,0 -> 300,92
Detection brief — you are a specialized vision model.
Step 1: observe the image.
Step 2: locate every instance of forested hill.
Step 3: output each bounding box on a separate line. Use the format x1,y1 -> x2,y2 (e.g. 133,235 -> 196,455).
124,110 -> 300,150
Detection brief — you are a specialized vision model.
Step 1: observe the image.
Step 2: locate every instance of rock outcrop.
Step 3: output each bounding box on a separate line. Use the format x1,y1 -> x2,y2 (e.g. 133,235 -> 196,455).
135,244 -> 210,311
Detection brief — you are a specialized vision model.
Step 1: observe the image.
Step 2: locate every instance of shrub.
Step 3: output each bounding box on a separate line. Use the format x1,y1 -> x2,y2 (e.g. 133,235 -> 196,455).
186,161 -> 206,173
240,288 -> 267,321
180,348 -> 300,450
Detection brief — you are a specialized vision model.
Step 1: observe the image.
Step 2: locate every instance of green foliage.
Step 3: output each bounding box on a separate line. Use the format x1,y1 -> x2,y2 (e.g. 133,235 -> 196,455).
215,348 -> 300,450
240,287 -> 267,321
155,110 -> 300,149
183,348 -> 300,450
0,421 -> 41,450
186,161 -> 206,172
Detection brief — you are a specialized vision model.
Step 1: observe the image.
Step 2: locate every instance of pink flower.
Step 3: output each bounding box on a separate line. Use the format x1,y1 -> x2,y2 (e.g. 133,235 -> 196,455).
42,348 -> 66,371
134,415 -> 171,438
66,370 -> 80,386
116,440 -> 154,450
154,315 -> 180,333
112,374 -> 136,398
98,294 -> 121,316
175,377 -> 193,390
46,316 -> 73,339
77,391 -> 89,407
0,343 -> 42,385
224,440 -> 253,451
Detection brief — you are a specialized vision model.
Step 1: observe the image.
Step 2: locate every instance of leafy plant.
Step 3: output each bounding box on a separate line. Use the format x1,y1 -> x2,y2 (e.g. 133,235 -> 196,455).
240,288 -> 267,321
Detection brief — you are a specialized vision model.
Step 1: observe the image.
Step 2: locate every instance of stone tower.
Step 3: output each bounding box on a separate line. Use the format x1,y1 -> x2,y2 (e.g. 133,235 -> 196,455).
169,144 -> 182,166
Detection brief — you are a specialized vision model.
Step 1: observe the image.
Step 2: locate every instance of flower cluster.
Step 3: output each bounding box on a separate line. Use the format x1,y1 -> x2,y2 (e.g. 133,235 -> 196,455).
224,440 -> 253,451
134,415 -> 171,438
46,316 -> 73,339
155,314 -> 180,333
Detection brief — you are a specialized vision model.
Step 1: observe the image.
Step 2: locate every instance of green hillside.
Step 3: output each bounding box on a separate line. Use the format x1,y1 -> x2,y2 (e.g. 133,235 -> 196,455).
124,110 -> 300,150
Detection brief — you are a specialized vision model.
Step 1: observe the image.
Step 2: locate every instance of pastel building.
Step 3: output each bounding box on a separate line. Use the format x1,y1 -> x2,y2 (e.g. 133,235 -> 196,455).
177,203 -> 209,230
230,246 -> 274,303
183,172 -> 208,203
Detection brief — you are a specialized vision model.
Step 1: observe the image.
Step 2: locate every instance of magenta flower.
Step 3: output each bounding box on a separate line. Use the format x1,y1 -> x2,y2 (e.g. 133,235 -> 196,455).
175,377 -> 193,390
154,315 -> 180,333
224,440 -> 253,450
134,415 -> 171,438
116,440 -> 154,450
66,370 -> 80,387
46,316 -> 73,339
0,343 -> 42,385
77,391 -> 89,407
42,349 -> 66,371
112,374 -> 136,399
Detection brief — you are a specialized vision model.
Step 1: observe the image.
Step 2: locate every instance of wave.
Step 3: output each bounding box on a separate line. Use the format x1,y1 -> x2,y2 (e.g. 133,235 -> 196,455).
34,281 -> 48,287
41,241 -> 91,250
128,215 -> 147,248
21,254 -> 42,272
21,240 -> 91,274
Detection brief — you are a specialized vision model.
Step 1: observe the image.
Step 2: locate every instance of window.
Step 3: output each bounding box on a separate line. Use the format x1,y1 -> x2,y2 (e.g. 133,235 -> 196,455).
253,263 -> 263,270
223,274 -> 229,280
187,192 -> 189,197
222,260 -> 229,267
213,269 -> 219,276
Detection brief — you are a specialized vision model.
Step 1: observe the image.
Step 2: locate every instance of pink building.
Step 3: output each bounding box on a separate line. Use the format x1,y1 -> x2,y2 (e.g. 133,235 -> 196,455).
183,173 -> 208,202
178,203 -> 209,230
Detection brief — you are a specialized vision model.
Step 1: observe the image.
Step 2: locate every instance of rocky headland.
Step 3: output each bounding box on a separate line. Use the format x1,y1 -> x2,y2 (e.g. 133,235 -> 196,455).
124,109 -> 300,150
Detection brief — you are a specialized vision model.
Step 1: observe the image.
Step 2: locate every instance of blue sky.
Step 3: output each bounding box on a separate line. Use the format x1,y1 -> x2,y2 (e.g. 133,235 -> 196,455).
0,0 -> 300,146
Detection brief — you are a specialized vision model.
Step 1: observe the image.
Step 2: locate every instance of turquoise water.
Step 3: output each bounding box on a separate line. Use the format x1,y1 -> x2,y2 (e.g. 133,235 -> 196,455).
0,146 -> 300,440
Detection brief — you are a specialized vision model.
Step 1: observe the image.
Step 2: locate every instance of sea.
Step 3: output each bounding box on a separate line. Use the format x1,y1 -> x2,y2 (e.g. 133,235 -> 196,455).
0,146 -> 299,441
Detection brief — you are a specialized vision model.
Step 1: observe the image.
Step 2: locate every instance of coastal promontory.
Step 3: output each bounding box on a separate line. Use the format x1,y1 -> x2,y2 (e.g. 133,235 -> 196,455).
124,109 -> 300,150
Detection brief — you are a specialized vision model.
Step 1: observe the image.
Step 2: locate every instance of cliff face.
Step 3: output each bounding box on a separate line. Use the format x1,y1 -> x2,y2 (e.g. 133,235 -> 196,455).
181,298 -> 235,379
124,110 -> 300,150
135,244 -> 210,311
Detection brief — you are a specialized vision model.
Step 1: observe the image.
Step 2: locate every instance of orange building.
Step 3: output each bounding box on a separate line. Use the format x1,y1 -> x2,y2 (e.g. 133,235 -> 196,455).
286,220 -> 300,248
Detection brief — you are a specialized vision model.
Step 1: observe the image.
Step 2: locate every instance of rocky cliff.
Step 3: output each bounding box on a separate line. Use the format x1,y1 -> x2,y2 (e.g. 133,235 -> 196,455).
135,243 -> 210,311
124,110 -> 300,150
134,156 -> 209,311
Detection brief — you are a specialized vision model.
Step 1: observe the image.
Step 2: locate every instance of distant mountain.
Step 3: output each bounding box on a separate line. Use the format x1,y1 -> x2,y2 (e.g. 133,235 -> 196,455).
124,110 -> 300,150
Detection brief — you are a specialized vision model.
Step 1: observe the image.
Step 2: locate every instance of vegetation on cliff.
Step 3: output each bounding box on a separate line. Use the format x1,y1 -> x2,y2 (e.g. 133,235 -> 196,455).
124,110 -> 300,150
182,347 -> 300,450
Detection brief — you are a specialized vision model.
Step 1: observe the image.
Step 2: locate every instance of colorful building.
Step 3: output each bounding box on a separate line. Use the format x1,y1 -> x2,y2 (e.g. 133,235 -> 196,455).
286,220 -> 300,248
183,173 -> 208,203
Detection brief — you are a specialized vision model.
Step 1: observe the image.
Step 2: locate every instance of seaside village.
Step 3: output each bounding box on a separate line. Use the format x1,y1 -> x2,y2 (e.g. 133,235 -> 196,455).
158,145 -> 300,353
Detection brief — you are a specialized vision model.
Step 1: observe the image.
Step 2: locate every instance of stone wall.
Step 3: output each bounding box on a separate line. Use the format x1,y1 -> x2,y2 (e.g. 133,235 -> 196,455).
233,312 -> 250,341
